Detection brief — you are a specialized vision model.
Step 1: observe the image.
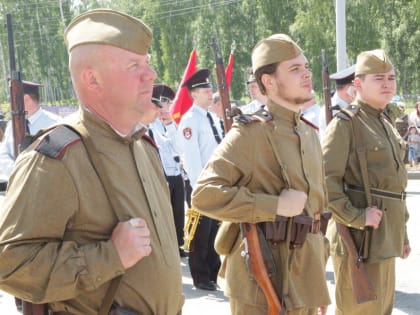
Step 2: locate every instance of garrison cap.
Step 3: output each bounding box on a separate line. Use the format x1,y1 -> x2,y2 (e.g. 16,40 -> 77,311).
182,68 -> 212,91
251,34 -> 303,73
330,65 -> 355,85
64,8 -> 152,55
246,67 -> 256,84
355,49 -> 394,76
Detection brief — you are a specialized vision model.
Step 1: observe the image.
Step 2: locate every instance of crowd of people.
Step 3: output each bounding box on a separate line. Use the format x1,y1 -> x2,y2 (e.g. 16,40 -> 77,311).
0,7 -> 413,315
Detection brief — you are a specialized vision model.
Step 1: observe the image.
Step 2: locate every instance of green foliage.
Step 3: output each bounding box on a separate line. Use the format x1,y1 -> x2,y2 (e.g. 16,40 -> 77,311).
0,0 -> 418,106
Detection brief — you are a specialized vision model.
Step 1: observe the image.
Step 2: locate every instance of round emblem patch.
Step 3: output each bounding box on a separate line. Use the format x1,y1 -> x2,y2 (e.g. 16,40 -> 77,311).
183,127 -> 192,139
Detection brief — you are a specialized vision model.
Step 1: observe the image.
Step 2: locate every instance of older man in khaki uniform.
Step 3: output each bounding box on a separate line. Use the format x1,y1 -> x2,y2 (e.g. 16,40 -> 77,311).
0,9 -> 183,315
322,49 -> 411,315
192,34 -> 330,315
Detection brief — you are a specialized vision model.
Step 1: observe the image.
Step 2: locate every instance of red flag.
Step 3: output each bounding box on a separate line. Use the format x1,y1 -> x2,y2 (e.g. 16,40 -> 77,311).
171,49 -> 197,124
225,52 -> 234,90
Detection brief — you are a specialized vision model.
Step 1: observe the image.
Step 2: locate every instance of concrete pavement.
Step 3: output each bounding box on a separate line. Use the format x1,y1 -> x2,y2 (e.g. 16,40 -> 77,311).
0,180 -> 419,314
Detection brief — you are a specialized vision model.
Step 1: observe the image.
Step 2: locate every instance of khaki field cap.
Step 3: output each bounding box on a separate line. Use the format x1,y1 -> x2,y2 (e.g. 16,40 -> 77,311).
355,49 -> 394,76
64,8 -> 152,55
251,34 -> 303,73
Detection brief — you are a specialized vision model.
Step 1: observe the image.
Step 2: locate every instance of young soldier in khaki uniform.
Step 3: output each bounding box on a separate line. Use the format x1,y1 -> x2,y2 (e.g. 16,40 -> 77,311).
192,34 -> 330,315
0,9 -> 183,315
322,49 -> 411,315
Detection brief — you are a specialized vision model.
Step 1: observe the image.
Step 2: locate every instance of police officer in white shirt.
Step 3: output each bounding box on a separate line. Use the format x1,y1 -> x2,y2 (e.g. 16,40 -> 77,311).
0,80 -> 60,180
179,68 -> 221,291
330,64 -> 356,113
149,83 -> 187,257
241,67 -> 268,114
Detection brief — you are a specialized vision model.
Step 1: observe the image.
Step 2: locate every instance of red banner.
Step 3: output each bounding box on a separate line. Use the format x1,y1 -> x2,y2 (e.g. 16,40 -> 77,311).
171,49 -> 197,124
225,52 -> 234,90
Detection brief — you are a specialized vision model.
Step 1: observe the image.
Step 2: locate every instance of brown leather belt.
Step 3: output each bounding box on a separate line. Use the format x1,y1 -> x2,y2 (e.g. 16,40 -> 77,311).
346,184 -> 406,201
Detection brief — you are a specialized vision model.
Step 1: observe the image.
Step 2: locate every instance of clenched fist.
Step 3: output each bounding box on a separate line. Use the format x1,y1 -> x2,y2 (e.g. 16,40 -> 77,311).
111,217 -> 152,269
276,188 -> 307,217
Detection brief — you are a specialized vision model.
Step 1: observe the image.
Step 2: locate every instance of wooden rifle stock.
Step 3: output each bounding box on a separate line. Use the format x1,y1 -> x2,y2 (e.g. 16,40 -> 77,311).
321,49 -> 333,125
6,13 -> 26,158
241,223 -> 282,315
211,37 -> 281,314
335,223 -> 377,303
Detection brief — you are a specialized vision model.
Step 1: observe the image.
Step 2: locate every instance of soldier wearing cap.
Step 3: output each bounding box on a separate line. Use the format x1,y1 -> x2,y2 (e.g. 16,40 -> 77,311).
0,9 -> 183,315
322,49 -> 411,315
192,33 -> 330,314
0,80 -> 60,179
149,83 -> 186,257
179,68 -> 222,291
241,67 -> 268,114
330,64 -> 356,113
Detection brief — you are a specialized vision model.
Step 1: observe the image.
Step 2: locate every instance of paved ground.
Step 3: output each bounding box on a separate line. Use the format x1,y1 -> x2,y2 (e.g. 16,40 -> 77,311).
0,180 -> 419,314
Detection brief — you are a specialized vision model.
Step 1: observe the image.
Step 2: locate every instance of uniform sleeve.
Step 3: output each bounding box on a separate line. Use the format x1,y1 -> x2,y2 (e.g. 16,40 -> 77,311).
0,123 -> 16,177
0,152 -> 124,303
179,118 -> 203,187
192,125 -> 277,223
322,118 -> 366,229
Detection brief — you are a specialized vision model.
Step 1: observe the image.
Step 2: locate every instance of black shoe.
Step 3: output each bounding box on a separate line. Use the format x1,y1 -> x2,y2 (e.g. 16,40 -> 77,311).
179,249 -> 188,257
195,281 -> 217,291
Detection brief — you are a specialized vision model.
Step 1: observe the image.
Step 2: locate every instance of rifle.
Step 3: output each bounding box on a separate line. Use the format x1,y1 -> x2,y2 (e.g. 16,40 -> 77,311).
321,49 -> 332,125
211,37 -> 282,315
6,13 -> 26,158
322,49 -> 376,304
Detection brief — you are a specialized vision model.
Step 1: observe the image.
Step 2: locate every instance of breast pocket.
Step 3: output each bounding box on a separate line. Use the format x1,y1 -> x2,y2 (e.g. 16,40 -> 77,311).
365,141 -> 389,170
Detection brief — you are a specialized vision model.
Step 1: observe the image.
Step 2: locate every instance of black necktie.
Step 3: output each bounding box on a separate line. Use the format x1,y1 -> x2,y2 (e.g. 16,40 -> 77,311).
206,112 -> 222,144
220,120 -> 225,138
25,119 -> 30,135
148,128 -> 155,141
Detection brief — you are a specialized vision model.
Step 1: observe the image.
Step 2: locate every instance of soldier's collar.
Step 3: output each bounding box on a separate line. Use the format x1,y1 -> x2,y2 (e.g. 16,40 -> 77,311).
266,99 -> 300,124
357,100 -> 383,117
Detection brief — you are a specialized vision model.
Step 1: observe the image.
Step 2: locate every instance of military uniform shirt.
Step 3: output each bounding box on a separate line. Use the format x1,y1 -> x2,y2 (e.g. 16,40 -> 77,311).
192,99 -> 330,310
179,104 -> 222,187
0,108 -> 183,315
322,101 -> 409,262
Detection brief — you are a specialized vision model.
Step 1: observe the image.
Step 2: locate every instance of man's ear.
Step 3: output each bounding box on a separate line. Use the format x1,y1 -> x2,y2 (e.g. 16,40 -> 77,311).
261,74 -> 272,91
81,68 -> 100,91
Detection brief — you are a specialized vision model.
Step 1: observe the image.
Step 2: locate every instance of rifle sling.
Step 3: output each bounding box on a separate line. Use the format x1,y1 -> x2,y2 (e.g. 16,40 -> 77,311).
67,124 -> 124,315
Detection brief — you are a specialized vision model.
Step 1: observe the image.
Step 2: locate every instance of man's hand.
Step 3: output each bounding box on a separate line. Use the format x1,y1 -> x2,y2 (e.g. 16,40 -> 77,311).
318,305 -> 328,315
276,188 -> 307,217
365,206 -> 382,229
111,218 -> 152,269
401,243 -> 411,259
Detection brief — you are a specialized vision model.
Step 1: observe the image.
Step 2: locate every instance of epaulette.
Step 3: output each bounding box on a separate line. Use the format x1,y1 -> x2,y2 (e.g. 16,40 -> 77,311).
336,104 -> 360,121
300,116 -> 319,131
35,125 -> 81,159
234,108 -> 273,125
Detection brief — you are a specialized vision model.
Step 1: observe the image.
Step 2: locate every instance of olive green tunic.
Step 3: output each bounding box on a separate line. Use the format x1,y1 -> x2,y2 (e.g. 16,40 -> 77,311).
0,109 -> 183,315
322,101 -> 409,315
322,101 -> 409,262
192,100 -> 330,312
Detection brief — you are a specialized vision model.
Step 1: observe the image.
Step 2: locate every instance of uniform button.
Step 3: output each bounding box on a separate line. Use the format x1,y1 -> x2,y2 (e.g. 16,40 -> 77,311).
374,147 -> 379,151
116,270 -> 124,276
96,276 -> 102,282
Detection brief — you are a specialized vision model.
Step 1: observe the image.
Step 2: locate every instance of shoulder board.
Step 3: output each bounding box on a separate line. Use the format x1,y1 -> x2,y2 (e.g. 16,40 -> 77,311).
336,104 -> 360,121
300,116 -> 319,131
35,125 -> 81,159
142,134 -> 158,150
234,108 -> 273,125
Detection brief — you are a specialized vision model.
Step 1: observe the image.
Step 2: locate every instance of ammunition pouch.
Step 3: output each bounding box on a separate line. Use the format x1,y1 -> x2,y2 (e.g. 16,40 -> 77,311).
264,213 -> 327,248
290,215 -> 312,247
214,222 -> 240,255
